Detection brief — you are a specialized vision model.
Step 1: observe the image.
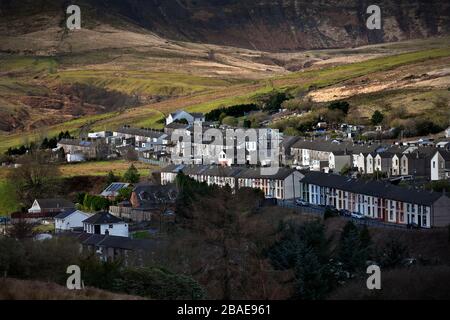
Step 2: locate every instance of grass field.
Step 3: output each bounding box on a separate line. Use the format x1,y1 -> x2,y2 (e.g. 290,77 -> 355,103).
58,160 -> 157,177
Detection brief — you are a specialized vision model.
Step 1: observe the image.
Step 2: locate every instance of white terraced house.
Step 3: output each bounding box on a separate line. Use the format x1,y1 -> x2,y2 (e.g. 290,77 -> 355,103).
431,150 -> 450,181
160,164 -> 303,200
300,172 -> 450,228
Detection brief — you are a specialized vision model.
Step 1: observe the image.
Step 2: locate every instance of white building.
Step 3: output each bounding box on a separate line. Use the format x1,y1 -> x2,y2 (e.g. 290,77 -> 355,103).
55,209 -> 91,232
300,171 -> 450,228
83,212 -> 129,238
166,110 -> 205,126
445,127 -> 450,139
431,150 -> 450,181
160,164 -> 304,200
329,151 -> 352,173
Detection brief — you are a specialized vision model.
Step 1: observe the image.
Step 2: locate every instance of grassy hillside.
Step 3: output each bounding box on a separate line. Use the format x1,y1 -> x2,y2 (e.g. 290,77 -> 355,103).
0,278 -> 143,300
1,44 -> 449,153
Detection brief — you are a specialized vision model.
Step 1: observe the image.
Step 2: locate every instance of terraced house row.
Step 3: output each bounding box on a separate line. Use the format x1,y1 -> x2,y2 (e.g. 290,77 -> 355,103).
160,164 -> 450,228
160,164 -> 303,201
300,172 -> 450,229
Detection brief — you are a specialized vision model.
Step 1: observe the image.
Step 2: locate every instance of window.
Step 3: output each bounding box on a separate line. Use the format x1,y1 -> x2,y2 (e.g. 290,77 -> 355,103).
433,161 -> 436,169
109,224 -> 114,229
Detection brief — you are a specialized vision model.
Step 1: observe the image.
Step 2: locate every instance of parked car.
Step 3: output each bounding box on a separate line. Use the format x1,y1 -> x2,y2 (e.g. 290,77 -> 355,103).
339,209 -> 352,217
351,212 -> 365,220
295,199 -> 309,207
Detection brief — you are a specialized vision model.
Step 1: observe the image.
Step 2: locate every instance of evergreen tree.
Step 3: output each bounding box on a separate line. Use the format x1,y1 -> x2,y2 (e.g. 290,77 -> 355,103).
123,164 -> 140,183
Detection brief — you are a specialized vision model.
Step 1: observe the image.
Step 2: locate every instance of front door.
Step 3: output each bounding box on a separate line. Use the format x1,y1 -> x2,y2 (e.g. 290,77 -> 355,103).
94,225 -> 101,234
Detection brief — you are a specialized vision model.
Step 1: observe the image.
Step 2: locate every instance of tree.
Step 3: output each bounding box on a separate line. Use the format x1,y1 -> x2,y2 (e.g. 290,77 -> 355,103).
222,116 -> 238,127
106,170 -> 119,186
83,194 -> 110,212
7,219 -> 35,240
371,110 -> 384,125
7,151 -> 61,207
124,164 -> 140,183
117,187 -> 133,202
377,237 -> 409,269
328,101 -> 350,115
338,222 -> 372,273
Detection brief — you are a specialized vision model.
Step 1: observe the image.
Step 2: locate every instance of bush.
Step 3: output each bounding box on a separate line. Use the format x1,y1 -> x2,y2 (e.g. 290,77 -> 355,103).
112,267 -> 205,300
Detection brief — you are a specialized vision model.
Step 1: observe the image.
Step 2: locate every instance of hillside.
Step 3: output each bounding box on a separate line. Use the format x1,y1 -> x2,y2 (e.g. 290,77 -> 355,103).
0,278 -> 143,300
0,1 -> 449,151
2,0 -> 449,52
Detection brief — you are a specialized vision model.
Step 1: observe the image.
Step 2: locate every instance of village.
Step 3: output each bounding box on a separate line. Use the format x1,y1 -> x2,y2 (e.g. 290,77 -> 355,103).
1,108 -> 449,265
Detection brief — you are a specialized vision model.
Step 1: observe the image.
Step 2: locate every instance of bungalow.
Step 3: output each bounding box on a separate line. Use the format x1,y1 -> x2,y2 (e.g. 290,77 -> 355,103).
28,198 -> 75,216
54,209 -> 91,233
431,150 -> 450,181
83,212 -> 129,238
300,172 -> 450,228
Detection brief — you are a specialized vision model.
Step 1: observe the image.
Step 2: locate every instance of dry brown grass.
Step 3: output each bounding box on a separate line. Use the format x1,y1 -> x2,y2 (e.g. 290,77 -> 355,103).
0,278 -> 143,300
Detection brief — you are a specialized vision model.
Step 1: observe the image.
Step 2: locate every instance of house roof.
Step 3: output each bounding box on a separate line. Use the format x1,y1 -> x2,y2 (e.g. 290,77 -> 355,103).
83,212 -> 124,225
73,233 -> 166,251
301,171 -> 445,206
58,139 -> 95,147
237,167 -> 297,180
100,183 -> 130,197
34,198 -> 75,209
436,150 -> 450,161
132,184 -> 178,210
115,126 -> 166,139
54,209 -> 78,220
165,122 -> 190,130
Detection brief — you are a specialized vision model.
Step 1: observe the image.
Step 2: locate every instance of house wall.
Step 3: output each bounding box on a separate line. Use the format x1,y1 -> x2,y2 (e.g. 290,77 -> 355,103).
301,182 -> 436,228
55,211 -> 90,231
431,195 -> 450,227
431,152 -> 446,181
100,223 -> 129,237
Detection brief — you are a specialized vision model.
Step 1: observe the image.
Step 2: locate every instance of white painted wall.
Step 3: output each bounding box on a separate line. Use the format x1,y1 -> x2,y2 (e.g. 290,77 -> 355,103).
55,210 -> 91,232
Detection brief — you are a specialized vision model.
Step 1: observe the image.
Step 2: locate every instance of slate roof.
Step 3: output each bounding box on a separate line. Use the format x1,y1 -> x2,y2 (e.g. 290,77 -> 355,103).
132,184 -> 178,210
66,233 -> 165,252
301,171 -> 445,206
115,126 -> 166,139
161,164 -> 297,180
35,198 -> 75,209
54,209 -> 78,220
437,150 -> 450,161
58,139 -> 94,147
83,212 -> 124,225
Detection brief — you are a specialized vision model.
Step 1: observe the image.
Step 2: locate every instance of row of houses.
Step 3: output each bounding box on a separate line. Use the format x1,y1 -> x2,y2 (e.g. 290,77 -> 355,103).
300,172 -> 450,228
289,138 -> 450,180
160,164 -> 303,201
159,164 -> 450,228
